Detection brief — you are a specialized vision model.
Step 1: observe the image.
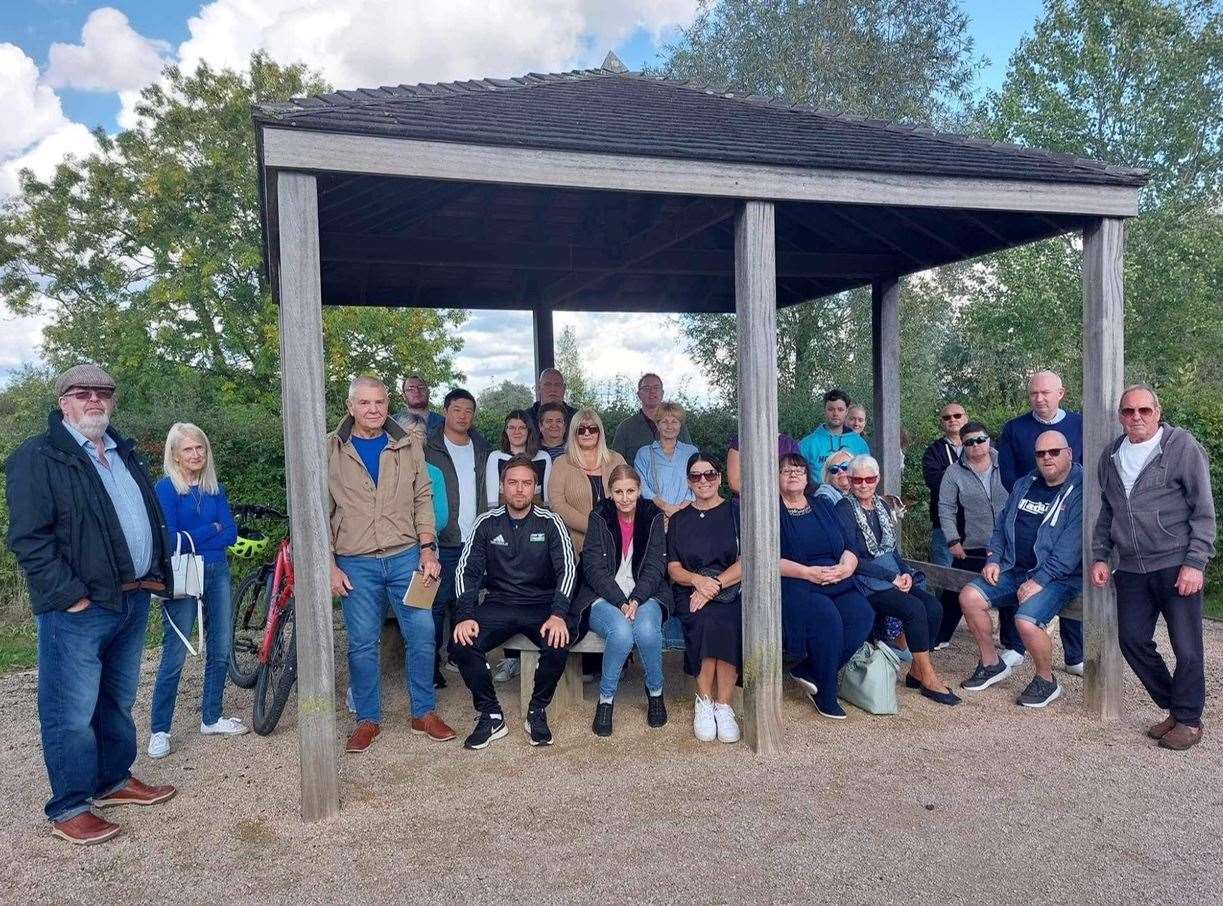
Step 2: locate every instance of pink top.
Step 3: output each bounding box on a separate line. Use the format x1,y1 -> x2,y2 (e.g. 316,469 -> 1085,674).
617,513 -> 634,556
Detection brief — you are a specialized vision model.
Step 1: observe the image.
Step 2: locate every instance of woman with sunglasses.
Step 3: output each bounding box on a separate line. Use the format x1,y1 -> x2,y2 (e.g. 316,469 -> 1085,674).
548,408 -> 626,554
837,455 -> 960,706
815,449 -> 854,504
666,452 -> 744,742
779,454 -> 874,719
485,409 -> 552,506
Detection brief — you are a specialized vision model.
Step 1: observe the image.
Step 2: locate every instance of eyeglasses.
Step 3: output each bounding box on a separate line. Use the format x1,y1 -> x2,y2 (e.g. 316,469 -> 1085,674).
1120,406 -> 1156,418
779,468 -> 808,478
962,435 -> 989,447
63,387 -> 114,401
850,475 -> 879,486
688,469 -> 720,483
941,413 -> 965,421
575,425 -> 601,436
1034,447 -> 1066,459
827,462 -> 851,475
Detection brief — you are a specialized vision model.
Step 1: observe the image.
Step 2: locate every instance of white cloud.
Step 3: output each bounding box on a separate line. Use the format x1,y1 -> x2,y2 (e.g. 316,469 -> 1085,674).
0,306 -> 50,383
0,43 -> 68,154
0,121 -> 98,196
44,7 -> 170,92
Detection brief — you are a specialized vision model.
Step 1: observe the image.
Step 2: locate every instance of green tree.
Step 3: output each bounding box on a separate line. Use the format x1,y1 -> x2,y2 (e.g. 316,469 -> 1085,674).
555,325 -> 596,407
477,379 -> 533,415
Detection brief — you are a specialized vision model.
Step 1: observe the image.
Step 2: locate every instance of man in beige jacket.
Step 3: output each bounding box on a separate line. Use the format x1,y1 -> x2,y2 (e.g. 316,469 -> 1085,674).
328,376 -> 454,753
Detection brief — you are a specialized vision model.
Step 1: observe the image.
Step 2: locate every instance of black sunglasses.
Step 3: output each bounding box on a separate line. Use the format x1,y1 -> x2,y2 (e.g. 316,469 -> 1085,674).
688,469 -> 720,483
962,435 -> 990,447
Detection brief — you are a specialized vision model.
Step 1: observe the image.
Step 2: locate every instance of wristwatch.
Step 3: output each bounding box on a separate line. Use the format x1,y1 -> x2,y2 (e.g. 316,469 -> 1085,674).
421,541 -> 438,552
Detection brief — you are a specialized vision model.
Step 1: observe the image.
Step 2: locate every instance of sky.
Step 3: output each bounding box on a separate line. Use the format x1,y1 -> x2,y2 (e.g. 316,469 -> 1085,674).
0,0 -> 1046,395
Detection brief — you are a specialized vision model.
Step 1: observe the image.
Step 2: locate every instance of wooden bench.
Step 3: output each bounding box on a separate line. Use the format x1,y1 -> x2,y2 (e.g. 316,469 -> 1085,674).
909,560 -> 1084,621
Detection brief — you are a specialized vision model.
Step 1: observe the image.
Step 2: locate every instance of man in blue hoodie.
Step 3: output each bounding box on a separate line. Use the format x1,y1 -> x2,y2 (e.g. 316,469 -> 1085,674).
958,431 -> 1083,708
798,388 -> 870,478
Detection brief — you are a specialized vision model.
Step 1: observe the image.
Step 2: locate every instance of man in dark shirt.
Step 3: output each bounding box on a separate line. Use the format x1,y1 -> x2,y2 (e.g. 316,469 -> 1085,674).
921,402 -> 966,566
451,456 -> 577,749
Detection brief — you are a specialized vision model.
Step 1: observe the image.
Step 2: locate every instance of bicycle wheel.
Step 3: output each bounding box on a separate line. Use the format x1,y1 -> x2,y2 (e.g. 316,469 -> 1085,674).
252,602 -> 298,736
228,568 -> 270,689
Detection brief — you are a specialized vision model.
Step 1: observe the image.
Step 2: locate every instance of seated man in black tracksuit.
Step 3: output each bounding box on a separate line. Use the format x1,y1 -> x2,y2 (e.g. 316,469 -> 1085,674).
452,455 -> 577,749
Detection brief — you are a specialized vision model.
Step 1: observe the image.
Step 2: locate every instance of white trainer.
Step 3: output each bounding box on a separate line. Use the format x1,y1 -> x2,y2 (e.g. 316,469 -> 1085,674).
345,687 -> 356,713
713,703 -> 741,744
148,732 -> 171,758
693,695 -> 717,742
999,648 -> 1026,668
201,716 -> 250,736
1064,661 -> 1085,676
492,658 -> 521,683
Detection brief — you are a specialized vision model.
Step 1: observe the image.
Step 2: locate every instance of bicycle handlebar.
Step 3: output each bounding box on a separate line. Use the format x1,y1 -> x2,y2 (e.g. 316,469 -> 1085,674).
232,504 -> 286,520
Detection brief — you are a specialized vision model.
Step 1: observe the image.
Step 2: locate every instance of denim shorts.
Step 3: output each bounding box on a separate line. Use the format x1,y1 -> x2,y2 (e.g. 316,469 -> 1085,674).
968,570 -> 1080,628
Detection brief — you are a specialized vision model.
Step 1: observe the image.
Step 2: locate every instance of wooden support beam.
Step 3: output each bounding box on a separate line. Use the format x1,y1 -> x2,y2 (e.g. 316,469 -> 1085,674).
886,208 -> 973,259
957,211 -> 1011,244
734,200 -> 783,754
1081,217 -> 1126,719
533,305 -> 555,374
871,278 -> 903,496
825,208 -> 926,270
276,172 -> 340,822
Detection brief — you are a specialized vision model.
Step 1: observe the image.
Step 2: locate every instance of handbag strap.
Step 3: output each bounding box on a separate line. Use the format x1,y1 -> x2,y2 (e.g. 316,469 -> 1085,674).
162,598 -> 203,657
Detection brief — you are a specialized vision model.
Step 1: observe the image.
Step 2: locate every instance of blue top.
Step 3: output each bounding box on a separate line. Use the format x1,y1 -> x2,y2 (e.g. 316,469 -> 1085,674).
426,462 -> 450,534
64,421 -> 153,576
635,440 -> 699,505
797,426 -> 870,478
351,432 -> 390,485
997,410 -> 1083,491
154,476 -> 238,565
988,464 -> 1083,584
1012,478 -> 1061,572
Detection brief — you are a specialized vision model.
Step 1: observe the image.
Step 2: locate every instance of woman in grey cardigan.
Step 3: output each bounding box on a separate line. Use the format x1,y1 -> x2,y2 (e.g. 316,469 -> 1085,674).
935,421 -> 1019,652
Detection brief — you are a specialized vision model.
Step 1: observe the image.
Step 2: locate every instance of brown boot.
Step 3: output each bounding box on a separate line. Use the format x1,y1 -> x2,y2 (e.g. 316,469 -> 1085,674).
346,720 -> 381,753
410,712 -> 457,742
1158,722 -> 1203,751
93,777 -> 177,808
51,812 -> 122,845
1146,715 -> 1177,739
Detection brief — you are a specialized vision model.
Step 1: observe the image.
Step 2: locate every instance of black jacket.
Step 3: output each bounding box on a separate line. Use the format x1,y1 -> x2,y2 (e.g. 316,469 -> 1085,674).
6,410 -> 171,614
423,426 -> 491,547
454,505 -> 576,621
575,497 -> 672,615
921,437 -> 960,527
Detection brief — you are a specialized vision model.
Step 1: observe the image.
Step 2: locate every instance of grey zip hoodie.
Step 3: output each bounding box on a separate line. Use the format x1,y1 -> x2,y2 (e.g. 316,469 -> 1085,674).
937,449 -> 1007,550
1091,425 -> 1216,573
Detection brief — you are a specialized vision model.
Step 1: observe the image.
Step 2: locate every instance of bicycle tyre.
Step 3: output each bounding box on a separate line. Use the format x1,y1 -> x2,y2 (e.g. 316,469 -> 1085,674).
228,568 -> 270,689
252,602 -> 297,736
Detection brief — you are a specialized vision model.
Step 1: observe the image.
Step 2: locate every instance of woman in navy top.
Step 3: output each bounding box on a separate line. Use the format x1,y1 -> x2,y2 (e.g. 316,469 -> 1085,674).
779,454 -> 874,719
149,423 -> 246,758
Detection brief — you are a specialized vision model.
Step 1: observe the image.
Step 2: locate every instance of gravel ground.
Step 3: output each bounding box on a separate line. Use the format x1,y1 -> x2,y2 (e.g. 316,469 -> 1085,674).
1,618 -> 1220,905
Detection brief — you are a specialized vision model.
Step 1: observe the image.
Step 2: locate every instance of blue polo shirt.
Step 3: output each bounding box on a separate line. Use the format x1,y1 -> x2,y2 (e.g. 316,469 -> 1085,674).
635,440 -> 699,506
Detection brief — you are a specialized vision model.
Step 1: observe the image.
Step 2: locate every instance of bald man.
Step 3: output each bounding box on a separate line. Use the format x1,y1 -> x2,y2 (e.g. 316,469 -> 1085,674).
958,431 -> 1084,707
996,371 -> 1085,673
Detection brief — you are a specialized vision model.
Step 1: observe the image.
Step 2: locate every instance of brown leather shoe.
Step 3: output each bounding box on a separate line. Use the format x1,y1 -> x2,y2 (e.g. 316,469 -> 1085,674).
1158,722 -> 1203,751
410,712 -> 457,742
51,812 -> 122,845
1147,715 -> 1177,739
346,720 -> 381,753
93,777 -> 177,808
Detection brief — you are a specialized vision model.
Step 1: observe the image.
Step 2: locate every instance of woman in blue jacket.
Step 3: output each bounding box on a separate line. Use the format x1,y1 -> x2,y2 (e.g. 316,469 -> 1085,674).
149,423 -> 246,758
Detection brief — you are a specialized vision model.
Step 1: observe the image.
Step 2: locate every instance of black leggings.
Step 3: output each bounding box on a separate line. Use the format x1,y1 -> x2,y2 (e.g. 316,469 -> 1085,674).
868,586 -> 942,653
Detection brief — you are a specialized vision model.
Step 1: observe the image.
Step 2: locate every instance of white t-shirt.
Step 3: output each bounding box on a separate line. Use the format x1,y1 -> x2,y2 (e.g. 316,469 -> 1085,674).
484,450 -> 552,506
444,435 -> 477,541
1117,427 -> 1163,496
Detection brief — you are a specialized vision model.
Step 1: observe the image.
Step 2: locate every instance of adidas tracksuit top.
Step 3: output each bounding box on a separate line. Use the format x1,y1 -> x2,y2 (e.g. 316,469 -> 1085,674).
454,505 -> 577,622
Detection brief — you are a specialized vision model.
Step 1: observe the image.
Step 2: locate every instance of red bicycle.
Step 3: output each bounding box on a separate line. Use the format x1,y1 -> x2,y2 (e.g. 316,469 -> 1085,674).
227,505 -> 298,736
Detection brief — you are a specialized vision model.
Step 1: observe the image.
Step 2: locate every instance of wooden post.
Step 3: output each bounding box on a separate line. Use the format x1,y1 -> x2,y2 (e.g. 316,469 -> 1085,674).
533,305 -> 555,375
871,278 -> 902,496
734,200 -> 783,754
1081,218 -> 1126,719
276,171 -> 340,820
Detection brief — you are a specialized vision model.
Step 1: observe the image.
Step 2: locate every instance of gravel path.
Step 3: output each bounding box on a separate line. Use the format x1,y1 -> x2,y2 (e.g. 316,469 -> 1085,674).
1,619 -> 1220,905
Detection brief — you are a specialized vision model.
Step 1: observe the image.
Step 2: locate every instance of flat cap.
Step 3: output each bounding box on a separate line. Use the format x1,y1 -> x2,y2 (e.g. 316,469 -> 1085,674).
55,363 -> 117,397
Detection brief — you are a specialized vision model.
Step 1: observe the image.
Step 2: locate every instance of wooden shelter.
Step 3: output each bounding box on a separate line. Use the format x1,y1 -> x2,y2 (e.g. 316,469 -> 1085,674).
254,59 -> 1147,821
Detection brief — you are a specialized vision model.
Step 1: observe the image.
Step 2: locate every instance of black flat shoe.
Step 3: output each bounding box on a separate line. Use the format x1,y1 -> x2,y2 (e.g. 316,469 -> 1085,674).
904,673 -> 922,690
921,686 -> 961,706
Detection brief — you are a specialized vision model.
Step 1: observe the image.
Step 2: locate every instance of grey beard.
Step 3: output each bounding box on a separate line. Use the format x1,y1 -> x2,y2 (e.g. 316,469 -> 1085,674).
68,411 -> 111,438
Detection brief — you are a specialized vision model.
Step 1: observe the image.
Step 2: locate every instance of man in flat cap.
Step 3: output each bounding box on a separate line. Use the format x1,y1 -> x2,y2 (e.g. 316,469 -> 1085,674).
6,364 -> 177,845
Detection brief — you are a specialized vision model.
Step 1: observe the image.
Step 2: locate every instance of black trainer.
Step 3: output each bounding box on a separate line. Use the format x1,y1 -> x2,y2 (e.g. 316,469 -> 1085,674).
647,693 -> 668,728
592,702 -> 614,737
526,708 -> 553,746
463,713 -> 507,750
1017,675 -> 1062,708
961,659 -> 1012,691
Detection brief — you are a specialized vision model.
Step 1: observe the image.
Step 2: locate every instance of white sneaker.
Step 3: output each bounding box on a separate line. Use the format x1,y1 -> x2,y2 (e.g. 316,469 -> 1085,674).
1064,661 -> 1085,676
201,716 -> 250,736
492,658 -> 520,683
148,732 -> 171,758
713,703 -> 741,744
933,641 -> 950,651
693,695 -> 717,742
346,687 -> 356,713
999,648 -> 1026,668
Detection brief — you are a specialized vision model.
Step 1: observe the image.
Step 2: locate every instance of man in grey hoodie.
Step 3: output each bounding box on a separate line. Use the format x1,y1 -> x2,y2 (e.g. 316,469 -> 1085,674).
1091,385 -> 1216,751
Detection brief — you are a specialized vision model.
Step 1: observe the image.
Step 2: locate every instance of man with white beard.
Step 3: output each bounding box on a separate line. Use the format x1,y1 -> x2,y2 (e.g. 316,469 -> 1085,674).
6,364 -> 176,846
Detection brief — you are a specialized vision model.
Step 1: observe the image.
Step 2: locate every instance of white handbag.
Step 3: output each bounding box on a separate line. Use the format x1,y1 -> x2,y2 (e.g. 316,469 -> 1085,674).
166,533 -> 205,657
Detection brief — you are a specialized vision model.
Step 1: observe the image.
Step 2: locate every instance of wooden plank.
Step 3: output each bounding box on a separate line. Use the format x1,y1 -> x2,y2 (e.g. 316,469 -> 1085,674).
871,279 -> 902,496
1081,217 -> 1127,720
263,129 -> 1142,217
276,172 -> 340,821
909,559 -> 1083,621
735,200 -> 783,754
532,305 -> 554,374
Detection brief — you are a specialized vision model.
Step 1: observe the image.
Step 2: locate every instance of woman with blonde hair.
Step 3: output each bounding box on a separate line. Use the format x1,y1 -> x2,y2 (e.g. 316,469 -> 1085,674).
548,408 -> 626,553
148,422 -> 246,758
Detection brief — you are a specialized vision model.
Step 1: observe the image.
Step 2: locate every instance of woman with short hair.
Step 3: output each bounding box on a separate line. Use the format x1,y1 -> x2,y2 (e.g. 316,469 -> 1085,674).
548,408 -> 626,553
814,449 -> 855,504
634,401 -> 698,518
577,465 -> 670,736
485,409 -> 552,506
837,454 -> 960,706
149,423 -> 247,758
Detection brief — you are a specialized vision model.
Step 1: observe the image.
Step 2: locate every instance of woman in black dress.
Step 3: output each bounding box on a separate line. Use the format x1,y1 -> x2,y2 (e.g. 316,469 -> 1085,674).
667,452 -> 743,743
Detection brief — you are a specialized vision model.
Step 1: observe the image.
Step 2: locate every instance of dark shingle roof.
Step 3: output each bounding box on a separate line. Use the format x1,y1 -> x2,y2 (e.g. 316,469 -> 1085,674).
254,68 -> 1148,189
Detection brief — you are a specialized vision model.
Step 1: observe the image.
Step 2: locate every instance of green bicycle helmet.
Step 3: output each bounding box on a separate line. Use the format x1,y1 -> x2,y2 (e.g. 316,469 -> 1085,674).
228,528 -> 269,560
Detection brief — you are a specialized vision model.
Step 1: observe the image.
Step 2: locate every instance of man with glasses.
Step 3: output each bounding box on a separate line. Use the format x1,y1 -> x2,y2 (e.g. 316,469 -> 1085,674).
921,403 -> 967,567
6,364 -> 176,845
395,374 -> 445,436
612,373 -> 692,467
1091,385 -> 1216,750
957,431 -> 1083,707
799,388 -> 871,478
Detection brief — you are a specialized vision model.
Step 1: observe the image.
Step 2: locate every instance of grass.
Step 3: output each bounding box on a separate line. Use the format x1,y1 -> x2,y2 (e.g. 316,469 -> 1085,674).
0,607 -> 166,674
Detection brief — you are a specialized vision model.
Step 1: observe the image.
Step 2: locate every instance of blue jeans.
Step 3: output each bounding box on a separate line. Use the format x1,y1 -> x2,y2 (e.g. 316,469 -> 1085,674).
36,590 -> 150,821
588,599 -> 665,700
969,571 -> 1081,628
929,527 -> 953,568
151,560 -> 233,731
337,547 -> 437,721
